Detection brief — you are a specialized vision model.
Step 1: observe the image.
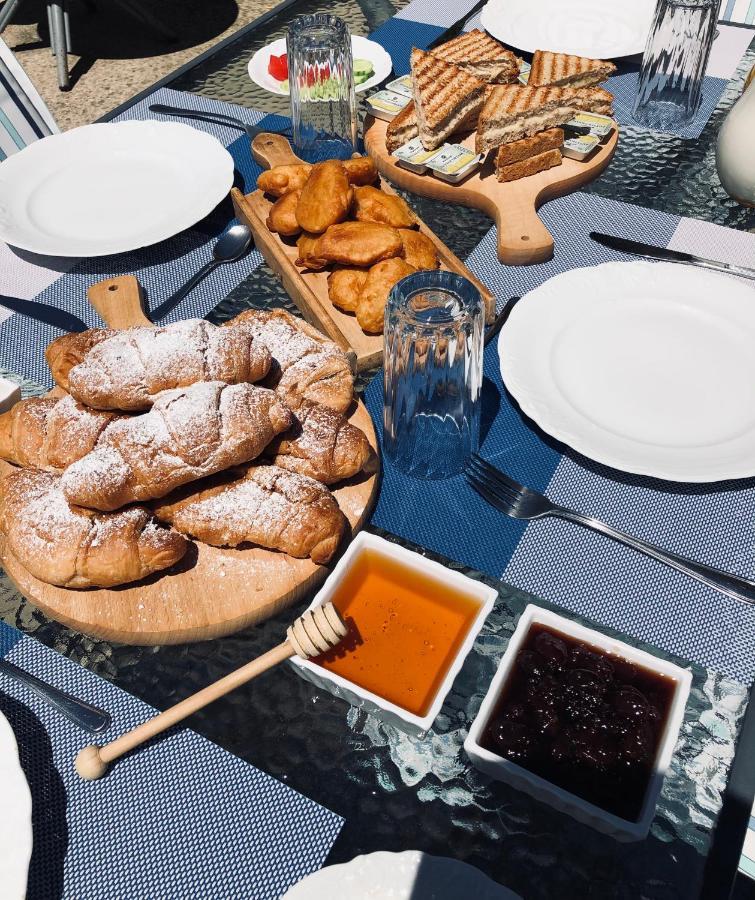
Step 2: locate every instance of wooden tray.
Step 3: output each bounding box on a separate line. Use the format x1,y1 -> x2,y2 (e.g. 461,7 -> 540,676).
363,114 -> 619,266
0,276 -> 380,646
232,133 -> 496,372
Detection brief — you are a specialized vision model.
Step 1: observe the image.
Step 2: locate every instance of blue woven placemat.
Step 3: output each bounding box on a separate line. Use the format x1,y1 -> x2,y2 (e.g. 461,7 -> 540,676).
365,192 -> 755,686
0,622 -> 342,899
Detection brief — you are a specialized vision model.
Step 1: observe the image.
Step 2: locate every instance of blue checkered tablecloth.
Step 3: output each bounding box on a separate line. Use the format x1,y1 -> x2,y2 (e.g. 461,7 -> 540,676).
0,623 -> 342,899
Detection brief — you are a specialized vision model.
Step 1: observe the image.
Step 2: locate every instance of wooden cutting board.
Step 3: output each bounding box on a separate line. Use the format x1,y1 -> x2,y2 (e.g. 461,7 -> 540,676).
231,133 -> 495,372
363,114 -> 619,266
0,276 -> 380,645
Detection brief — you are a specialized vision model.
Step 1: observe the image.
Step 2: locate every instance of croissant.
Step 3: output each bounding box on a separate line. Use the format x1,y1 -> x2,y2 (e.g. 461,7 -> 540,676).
0,469 -> 188,588
45,319 -> 272,412
266,400 -> 376,485
152,464 -> 346,564
0,394 -> 122,471
61,381 -> 292,511
225,309 -> 354,414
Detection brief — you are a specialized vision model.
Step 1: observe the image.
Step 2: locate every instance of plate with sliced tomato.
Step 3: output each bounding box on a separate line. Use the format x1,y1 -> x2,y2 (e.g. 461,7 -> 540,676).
247,34 -> 392,96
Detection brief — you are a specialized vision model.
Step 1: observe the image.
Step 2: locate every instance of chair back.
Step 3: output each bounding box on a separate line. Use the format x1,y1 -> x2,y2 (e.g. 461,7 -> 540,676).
0,37 -> 58,161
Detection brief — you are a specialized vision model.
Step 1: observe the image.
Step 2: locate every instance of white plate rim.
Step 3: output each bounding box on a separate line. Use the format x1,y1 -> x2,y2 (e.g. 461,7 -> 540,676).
480,0 -> 655,59
0,708 -> 33,900
282,850 -> 518,898
0,120 -> 235,257
499,260 -> 755,483
247,35 -> 393,96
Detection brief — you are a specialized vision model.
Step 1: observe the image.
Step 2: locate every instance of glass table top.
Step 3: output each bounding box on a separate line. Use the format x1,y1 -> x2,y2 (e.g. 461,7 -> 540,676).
5,1 -> 755,897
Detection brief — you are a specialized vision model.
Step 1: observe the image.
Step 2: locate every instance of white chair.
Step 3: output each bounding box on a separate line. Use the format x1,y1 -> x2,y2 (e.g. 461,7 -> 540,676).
0,36 -> 58,161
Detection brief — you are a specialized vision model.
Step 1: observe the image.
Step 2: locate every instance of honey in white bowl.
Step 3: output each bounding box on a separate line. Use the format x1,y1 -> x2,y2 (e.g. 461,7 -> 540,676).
311,548 -> 481,717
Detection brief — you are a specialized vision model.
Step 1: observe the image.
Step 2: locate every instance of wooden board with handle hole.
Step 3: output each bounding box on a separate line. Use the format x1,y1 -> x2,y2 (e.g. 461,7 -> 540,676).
231,133 -> 495,372
0,275 -> 380,645
363,114 -> 619,266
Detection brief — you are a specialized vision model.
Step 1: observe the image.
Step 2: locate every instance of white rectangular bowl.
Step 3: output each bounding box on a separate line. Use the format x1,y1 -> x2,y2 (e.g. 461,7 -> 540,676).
464,604 -> 692,842
290,532 -> 497,736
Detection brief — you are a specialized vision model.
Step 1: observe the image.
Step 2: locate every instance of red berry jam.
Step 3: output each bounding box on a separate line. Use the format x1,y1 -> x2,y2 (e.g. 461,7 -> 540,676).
480,623 -> 677,822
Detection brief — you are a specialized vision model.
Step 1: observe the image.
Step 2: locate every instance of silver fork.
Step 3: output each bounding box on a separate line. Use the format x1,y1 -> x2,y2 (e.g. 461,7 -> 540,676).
465,454 -> 755,607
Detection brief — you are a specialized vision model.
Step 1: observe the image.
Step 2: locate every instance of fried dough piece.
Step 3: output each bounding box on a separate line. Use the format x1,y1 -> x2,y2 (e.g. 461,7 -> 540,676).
357,258 -> 416,333
353,185 -> 417,228
257,163 -> 312,197
342,156 -> 379,185
313,222 -> 403,267
295,160 -> 353,233
398,228 -> 439,269
327,266 -> 369,313
296,232 -> 329,270
266,188 -> 303,236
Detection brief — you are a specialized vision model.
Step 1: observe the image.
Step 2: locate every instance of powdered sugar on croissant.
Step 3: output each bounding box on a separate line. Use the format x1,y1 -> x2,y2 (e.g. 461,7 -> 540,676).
225,309 -> 354,414
54,319 -> 272,412
0,393 -> 122,471
0,468 -> 188,588
152,464 -> 346,564
61,381 -> 292,511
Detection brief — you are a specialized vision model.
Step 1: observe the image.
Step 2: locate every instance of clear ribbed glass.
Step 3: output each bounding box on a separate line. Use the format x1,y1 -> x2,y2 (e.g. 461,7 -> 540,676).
286,14 -> 357,160
632,0 -> 718,128
383,271 -> 484,480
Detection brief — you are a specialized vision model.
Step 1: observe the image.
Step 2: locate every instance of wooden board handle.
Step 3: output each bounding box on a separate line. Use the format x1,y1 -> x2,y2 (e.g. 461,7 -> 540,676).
251,133 -> 303,170
494,205 -> 555,266
88,276 -> 153,329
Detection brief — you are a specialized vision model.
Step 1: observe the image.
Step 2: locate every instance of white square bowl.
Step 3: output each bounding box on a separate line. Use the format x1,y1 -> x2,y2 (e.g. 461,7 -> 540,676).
464,604 -> 692,842
290,532 -> 497,736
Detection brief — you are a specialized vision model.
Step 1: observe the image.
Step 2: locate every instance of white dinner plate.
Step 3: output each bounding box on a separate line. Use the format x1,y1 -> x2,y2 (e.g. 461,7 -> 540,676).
499,261 -> 755,483
283,850 -> 520,899
481,0 -> 655,58
0,121 -> 234,257
247,35 -> 393,96
0,709 -> 33,900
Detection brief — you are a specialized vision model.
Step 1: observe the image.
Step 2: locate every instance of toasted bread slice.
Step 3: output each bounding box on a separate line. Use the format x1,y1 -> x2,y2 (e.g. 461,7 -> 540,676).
529,50 -> 616,88
386,101 -> 418,153
476,84 -> 613,152
432,29 -> 519,84
495,128 -> 564,167
410,48 -> 487,151
496,148 -> 563,182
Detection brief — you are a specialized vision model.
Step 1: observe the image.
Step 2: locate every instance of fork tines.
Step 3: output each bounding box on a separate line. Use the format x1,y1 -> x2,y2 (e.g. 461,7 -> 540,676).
464,454 -> 523,516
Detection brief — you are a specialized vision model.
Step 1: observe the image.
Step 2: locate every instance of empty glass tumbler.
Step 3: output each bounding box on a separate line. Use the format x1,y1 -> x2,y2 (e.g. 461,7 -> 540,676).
632,0 -> 717,129
383,271 -> 484,480
286,14 -> 357,161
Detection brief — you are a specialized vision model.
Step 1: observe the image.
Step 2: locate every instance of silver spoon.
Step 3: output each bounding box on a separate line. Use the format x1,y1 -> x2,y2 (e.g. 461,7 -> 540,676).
151,225 -> 253,321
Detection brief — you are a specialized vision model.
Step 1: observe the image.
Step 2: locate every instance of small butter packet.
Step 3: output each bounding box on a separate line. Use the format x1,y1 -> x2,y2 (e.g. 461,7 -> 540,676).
366,89 -> 411,121
386,74 -> 413,99
393,138 -> 445,173
425,143 -> 481,183
518,60 -> 531,85
562,132 -> 601,160
563,111 -> 615,143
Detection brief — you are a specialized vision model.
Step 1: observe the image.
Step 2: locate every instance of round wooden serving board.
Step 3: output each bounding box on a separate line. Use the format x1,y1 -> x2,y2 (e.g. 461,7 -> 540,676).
0,276 -> 380,645
363,114 -> 619,266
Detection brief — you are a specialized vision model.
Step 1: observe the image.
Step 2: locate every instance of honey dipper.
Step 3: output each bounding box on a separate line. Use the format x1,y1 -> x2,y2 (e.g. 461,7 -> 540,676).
75,603 -> 346,780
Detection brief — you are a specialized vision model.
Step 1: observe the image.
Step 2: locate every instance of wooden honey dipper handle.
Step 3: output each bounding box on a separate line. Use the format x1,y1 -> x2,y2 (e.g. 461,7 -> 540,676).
75,603 -> 346,780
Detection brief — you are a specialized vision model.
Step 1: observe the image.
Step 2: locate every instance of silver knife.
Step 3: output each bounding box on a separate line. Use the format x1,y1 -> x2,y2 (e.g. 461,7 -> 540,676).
590,231 -> 755,283
0,295 -> 89,332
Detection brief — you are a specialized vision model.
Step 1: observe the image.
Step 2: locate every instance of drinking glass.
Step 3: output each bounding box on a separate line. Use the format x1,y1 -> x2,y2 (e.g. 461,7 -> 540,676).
383,271 -> 484,480
632,0 -> 717,129
286,14 -> 357,161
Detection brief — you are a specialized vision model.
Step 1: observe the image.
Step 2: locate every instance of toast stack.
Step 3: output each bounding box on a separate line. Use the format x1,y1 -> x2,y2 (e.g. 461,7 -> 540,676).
385,34 -> 616,184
